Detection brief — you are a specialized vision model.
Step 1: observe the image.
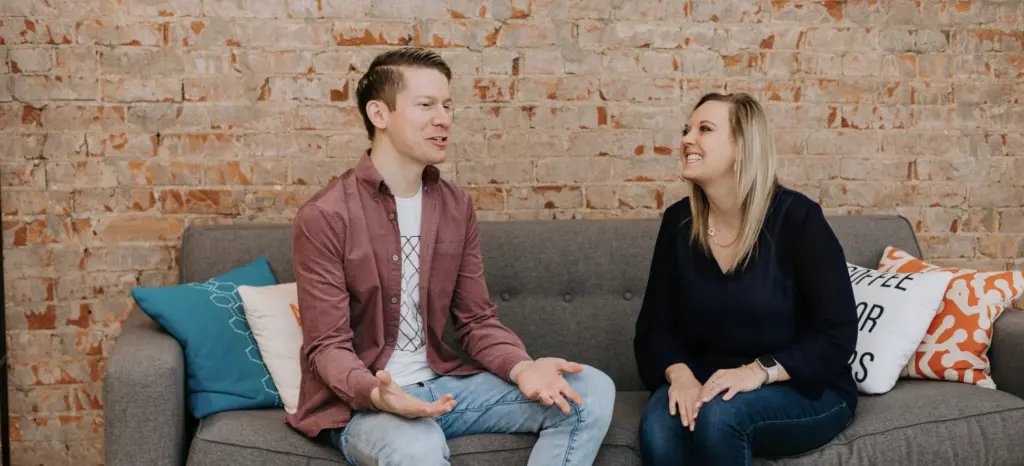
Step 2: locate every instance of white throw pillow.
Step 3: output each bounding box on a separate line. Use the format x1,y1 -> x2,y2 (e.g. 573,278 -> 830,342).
238,282 -> 303,414
846,263 -> 952,395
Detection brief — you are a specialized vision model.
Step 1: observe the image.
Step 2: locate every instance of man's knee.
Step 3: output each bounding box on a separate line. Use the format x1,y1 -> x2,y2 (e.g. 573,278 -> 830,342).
344,416 -> 449,466
571,365 -> 616,427
381,435 -> 448,466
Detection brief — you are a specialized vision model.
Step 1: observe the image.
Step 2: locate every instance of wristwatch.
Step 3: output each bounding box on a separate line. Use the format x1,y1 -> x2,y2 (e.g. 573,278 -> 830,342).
756,356 -> 778,384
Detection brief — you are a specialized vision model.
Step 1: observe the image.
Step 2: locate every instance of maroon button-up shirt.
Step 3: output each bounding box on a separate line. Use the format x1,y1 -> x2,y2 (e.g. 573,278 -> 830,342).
285,154 -> 532,438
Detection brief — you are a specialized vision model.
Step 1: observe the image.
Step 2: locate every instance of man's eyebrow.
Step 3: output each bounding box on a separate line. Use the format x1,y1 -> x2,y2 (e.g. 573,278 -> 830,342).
414,95 -> 453,102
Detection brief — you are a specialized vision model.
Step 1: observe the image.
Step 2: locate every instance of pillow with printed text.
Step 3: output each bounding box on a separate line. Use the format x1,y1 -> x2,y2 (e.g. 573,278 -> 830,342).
847,262 -> 953,394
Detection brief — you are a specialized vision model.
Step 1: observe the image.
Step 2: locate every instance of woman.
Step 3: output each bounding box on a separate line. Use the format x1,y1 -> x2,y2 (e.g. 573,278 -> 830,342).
633,93 -> 859,465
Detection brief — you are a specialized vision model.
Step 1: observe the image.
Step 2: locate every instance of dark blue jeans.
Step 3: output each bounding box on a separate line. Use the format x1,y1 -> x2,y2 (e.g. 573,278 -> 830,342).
640,383 -> 853,465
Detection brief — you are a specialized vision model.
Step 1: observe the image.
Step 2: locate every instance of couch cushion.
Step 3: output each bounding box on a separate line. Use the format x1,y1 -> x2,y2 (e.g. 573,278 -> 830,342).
756,380 -> 1024,465
185,391 -> 648,466
179,215 -> 922,394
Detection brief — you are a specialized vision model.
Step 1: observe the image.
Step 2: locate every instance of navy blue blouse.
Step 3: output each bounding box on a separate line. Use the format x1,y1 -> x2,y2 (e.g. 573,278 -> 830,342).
633,186 -> 860,411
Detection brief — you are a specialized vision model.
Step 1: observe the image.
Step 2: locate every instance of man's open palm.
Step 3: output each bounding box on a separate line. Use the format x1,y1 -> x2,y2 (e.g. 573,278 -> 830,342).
514,358 -> 585,414
370,370 -> 456,418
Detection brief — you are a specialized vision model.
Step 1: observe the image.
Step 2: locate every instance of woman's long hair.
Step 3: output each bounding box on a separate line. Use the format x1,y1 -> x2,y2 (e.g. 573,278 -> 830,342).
687,92 -> 779,274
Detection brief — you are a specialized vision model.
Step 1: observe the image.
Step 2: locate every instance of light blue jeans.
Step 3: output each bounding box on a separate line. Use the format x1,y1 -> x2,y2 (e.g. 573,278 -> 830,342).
320,365 -> 616,466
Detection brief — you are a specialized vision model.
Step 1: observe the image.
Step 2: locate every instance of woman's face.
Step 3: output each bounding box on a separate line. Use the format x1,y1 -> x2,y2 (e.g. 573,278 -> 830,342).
680,101 -> 737,185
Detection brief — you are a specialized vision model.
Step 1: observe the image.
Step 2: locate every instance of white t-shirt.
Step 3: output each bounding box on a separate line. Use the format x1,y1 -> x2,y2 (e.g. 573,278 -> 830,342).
385,184 -> 439,387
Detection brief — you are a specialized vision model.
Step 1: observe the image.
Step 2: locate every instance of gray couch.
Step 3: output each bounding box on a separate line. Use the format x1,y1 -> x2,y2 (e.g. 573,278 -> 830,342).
105,215 -> 1024,465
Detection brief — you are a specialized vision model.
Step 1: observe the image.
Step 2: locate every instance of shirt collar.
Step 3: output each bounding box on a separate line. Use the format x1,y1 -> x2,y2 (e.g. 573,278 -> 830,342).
355,149 -> 440,195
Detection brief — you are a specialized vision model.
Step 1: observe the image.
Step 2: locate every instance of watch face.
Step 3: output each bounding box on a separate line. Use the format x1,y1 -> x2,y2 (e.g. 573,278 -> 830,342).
758,356 -> 777,368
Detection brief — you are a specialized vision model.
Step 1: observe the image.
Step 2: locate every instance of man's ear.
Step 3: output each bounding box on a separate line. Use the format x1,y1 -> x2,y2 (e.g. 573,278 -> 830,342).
366,100 -> 389,132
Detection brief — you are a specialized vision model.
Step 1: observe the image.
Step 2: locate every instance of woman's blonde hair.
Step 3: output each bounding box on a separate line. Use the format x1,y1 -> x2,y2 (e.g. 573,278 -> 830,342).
687,92 -> 779,274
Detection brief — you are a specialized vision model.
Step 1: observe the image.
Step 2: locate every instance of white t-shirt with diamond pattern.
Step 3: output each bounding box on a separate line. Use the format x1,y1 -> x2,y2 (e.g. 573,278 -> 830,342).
384,184 -> 439,387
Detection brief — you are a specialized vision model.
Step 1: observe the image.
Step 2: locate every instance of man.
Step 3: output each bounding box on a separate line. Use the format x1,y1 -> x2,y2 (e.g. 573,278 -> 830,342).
286,47 -> 616,465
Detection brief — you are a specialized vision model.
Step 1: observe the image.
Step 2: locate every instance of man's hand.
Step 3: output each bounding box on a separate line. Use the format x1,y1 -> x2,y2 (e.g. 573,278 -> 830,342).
511,358 -> 584,414
369,370 -> 456,419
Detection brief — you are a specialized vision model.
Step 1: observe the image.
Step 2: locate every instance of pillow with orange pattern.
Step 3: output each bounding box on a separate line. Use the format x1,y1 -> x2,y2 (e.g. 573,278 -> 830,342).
238,282 -> 303,414
878,246 -> 1024,389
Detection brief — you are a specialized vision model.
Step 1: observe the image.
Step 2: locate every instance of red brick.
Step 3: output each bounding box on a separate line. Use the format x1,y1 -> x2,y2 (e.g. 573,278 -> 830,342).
487,132 -> 567,159
93,216 -> 185,243
1,134 -> 45,162
977,235 -> 1021,259
73,187 -> 159,214
56,272 -> 137,301
1001,210 -> 1024,233
613,157 -> 681,182
204,0 -> 287,17
457,160 -> 534,185
41,105 -> 126,132
102,77 -> 181,103
12,76 -> 99,102
159,189 -> 245,214
516,77 -> 597,102
127,0 -> 202,16
466,186 -> 505,211
249,134 -> 328,158
820,181 -> 895,208
1,190 -> 72,216
262,76 -> 349,102
496,22 -> 557,47
917,234 -> 977,259
507,186 -> 582,210
76,19 -> 167,46
288,0 -> 370,17
295,106 -> 363,131
119,160 -> 203,186
4,278 -> 55,304
334,20 -> 412,46
536,157 -> 612,183
612,0 -> 688,20
0,19 -> 77,45
183,77 -> 246,102
290,160 -> 348,185
531,105 -> 604,131
1,161 -> 46,188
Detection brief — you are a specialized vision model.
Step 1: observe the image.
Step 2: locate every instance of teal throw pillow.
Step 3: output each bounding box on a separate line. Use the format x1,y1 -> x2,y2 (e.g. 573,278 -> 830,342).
131,256 -> 283,418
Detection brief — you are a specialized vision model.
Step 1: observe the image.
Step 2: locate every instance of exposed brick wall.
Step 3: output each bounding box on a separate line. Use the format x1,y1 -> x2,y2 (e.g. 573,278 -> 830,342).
2,0 -> 1023,463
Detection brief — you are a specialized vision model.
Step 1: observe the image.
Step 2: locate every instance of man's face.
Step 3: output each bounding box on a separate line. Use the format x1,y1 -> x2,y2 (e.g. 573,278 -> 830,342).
379,67 -> 453,166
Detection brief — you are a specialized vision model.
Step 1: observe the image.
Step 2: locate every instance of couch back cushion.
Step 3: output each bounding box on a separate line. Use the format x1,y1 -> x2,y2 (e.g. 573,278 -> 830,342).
180,215 -> 922,392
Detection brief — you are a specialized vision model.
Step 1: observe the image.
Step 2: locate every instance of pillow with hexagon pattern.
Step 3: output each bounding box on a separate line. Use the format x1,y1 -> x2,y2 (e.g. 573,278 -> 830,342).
131,256 -> 283,418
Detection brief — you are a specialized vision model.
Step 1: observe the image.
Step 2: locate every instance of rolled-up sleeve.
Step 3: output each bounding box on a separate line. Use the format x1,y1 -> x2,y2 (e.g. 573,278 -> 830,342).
448,192 -> 532,382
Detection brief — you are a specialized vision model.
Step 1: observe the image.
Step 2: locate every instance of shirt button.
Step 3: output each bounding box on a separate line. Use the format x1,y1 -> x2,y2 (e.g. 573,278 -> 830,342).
623,292 -> 632,300
563,293 -> 573,303
392,254 -> 399,261
501,293 -> 511,301
386,336 -> 395,344
388,213 -> 396,220
391,296 -> 398,304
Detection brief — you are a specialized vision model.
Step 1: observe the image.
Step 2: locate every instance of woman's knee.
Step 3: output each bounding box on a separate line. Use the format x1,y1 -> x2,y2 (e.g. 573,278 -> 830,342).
640,386 -> 690,464
691,397 -> 748,444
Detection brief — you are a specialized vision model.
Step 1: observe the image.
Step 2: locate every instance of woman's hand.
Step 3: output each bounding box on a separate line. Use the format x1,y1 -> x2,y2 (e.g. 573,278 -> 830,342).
697,364 -> 767,406
665,364 -> 703,431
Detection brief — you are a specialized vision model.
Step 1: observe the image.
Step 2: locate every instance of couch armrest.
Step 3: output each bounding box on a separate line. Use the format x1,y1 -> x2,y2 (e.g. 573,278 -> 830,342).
104,309 -> 188,466
991,310 -> 1024,401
